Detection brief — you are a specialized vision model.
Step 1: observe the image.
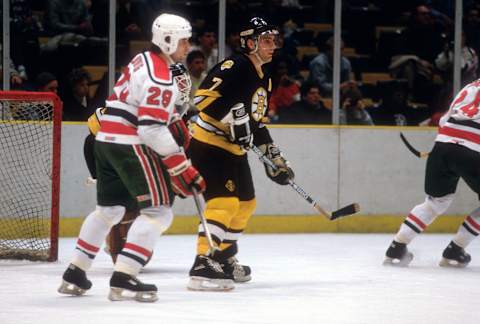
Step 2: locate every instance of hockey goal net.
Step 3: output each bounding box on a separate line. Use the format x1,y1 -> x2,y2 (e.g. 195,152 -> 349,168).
0,91 -> 62,261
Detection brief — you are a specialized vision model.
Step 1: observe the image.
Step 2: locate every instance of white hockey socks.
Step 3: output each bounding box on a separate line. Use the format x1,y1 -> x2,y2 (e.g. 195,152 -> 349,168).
114,214 -> 158,276
451,207 -> 480,248
71,206 -> 125,271
394,195 -> 453,244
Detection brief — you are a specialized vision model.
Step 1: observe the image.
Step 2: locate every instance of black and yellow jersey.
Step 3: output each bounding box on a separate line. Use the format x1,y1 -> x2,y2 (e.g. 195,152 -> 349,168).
87,107 -> 107,136
192,53 -> 273,155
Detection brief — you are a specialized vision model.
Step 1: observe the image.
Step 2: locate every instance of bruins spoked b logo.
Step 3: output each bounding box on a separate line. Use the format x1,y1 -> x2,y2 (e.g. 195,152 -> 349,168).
251,87 -> 268,121
225,180 -> 235,192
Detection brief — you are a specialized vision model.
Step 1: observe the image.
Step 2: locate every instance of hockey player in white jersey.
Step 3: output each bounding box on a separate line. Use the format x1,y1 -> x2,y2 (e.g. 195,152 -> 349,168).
58,13 -> 205,302
385,79 -> 480,267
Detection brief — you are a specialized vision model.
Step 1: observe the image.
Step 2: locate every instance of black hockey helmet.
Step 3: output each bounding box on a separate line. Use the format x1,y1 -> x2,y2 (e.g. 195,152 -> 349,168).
240,17 -> 279,54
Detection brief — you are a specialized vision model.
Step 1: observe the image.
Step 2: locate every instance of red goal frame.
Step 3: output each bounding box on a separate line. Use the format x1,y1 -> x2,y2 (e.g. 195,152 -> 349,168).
0,91 -> 62,261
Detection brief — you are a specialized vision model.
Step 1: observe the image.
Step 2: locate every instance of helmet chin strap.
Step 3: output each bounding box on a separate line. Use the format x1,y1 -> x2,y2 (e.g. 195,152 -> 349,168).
249,40 -> 268,65
253,52 -> 267,65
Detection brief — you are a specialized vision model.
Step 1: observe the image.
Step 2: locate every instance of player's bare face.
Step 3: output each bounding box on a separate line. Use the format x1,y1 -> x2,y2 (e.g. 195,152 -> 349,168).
171,38 -> 191,62
257,34 -> 277,62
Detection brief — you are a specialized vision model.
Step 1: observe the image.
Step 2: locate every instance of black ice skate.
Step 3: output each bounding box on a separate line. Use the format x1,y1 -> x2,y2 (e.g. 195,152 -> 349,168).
58,264 -> 92,296
219,257 -> 252,283
187,255 -> 235,291
439,241 -> 471,268
383,240 -> 414,267
108,271 -> 158,302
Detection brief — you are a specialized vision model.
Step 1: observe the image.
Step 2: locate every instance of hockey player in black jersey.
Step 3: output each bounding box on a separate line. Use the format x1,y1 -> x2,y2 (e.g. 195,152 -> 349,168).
187,17 -> 295,291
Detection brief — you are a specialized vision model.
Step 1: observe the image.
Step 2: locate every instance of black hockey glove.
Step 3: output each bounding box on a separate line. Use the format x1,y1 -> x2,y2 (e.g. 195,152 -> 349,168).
229,103 -> 253,149
259,143 -> 294,185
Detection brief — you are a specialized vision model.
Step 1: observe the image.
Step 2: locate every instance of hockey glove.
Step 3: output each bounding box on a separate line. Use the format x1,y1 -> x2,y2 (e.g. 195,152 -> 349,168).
162,150 -> 206,198
168,115 -> 191,150
229,103 -> 253,149
259,143 -> 295,185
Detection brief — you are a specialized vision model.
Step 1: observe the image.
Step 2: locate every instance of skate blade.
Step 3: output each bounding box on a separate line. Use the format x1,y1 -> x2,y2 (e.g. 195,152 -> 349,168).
439,258 -> 469,268
233,275 -> 252,283
187,277 -> 235,291
383,252 -> 414,267
108,287 -> 158,303
58,280 -> 88,296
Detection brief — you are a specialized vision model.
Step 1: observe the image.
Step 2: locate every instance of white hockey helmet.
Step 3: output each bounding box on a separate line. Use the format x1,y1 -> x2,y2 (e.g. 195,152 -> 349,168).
152,13 -> 192,55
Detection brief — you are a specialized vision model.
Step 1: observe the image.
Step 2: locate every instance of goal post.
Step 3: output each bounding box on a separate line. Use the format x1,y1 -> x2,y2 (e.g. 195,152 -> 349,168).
0,91 -> 62,261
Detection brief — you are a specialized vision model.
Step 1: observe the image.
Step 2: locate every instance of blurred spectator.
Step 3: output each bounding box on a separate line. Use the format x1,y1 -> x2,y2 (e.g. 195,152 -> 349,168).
35,72 -> 59,93
464,6 -> 480,61
61,68 -> 93,121
186,50 -> 207,100
10,0 -> 43,79
389,4 -> 450,103
224,27 -> 241,58
435,32 -> 478,86
339,87 -> 374,125
43,0 -> 94,53
268,60 -> 301,121
276,82 -> 331,124
191,27 -> 219,71
116,0 -> 152,42
308,36 -> 356,97
368,80 -> 429,126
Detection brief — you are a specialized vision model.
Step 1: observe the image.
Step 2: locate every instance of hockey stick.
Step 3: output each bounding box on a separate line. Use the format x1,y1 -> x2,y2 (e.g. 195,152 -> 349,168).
250,145 -> 359,220
399,132 -> 430,158
191,187 -> 219,256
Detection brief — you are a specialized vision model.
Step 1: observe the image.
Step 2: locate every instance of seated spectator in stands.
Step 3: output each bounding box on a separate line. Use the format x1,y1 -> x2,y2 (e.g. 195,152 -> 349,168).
464,6 -> 480,59
224,27 -> 241,58
276,82 -> 331,124
308,36 -> 356,97
273,28 -> 301,79
368,80 -> 430,126
187,50 -> 207,100
61,68 -> 93,121
185,50 -> 207,120
191,27 -> 219,71
10,0 -> 43,79
268,60 -> 301,122
43,0 -> 94,52
339,87 -> 374,125
435,32 -> 478,86
116,0 -> 152,42
389,4 -> 450,103
35,72 -> 59,94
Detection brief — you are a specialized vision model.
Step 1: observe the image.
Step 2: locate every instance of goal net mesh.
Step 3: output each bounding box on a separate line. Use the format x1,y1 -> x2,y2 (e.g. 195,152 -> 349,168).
0,91 -> 61,261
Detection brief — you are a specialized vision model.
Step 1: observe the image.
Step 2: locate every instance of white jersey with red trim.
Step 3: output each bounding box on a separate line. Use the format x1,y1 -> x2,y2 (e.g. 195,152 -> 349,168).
436,79 -> 480,153
96,51 -> 180,145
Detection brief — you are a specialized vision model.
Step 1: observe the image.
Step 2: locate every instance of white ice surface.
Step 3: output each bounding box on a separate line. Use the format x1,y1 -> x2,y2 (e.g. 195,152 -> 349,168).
1,234 -> 479,324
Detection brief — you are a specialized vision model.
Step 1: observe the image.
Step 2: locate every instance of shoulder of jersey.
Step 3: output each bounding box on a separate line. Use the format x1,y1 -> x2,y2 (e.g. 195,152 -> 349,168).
137,52 -> 173,85
215,53 -> 248,73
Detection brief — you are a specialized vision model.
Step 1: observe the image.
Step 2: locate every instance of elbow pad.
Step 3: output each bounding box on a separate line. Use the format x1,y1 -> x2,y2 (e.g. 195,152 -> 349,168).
138,124 -> 180,157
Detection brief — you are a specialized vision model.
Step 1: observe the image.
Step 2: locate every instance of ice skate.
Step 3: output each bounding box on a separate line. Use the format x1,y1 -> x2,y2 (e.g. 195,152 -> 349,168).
108,271 -> 158,302
383,240 -> 413,267
439,241 -> 471,268
58,264 -> 92,296
187,255 -> 235,291
219,257 -> 252,283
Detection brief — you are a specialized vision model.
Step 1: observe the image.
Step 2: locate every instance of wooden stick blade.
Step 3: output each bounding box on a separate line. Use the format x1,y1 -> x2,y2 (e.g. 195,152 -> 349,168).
330,203 -> 360,220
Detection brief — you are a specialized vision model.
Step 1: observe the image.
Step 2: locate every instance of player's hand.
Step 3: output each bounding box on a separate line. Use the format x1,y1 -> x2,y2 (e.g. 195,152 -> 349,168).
162,150 -> 205,198
259,143 -> 294,185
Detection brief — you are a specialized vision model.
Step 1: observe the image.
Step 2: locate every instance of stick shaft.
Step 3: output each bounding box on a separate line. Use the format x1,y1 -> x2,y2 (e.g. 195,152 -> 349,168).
250,145 -> 332,219
192,187 -> 217,255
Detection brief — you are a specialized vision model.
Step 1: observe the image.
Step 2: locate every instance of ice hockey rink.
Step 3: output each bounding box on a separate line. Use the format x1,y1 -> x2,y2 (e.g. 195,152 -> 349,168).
1,234 -> 479,324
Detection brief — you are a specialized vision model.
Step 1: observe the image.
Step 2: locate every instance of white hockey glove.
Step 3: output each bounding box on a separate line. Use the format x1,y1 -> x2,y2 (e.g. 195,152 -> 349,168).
259,143 -> 294,185
229,103 -> 253,149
